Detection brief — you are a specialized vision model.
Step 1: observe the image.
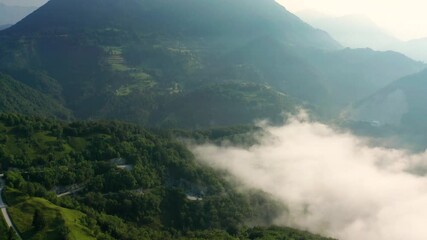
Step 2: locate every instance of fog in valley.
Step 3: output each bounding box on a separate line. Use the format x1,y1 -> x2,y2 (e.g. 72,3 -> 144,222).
1,0 -> 427,239
192,112 -> 427,240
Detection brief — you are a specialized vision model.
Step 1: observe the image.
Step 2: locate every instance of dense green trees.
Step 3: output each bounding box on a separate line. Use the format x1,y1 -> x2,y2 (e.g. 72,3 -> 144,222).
0,73 -> 72,119
0,114 -> 334,239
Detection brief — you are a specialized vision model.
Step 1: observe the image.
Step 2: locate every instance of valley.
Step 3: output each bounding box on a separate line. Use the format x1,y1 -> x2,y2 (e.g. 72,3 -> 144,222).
0,0 -> 426,239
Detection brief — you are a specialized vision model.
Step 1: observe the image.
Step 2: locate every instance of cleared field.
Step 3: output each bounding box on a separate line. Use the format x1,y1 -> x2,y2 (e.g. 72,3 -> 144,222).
5,189 -> 95,240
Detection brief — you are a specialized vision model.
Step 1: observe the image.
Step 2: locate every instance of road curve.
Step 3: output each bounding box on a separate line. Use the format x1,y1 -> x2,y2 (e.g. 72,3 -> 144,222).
0,177 -> 22,239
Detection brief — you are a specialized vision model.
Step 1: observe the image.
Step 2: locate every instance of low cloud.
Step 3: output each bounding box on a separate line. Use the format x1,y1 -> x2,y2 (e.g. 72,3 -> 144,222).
191,113 -> 427,240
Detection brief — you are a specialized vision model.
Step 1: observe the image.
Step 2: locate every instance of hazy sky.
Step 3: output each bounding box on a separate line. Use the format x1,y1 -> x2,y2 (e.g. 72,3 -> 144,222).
278,0 -> 427,41
0,0 -> 47,7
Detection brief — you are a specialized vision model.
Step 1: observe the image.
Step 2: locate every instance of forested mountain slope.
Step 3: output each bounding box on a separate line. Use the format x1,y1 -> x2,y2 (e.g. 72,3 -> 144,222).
0,73 -> 71,118
0,114 -> 335,240
0,0 -> 423,127
345,69 -> 427,129
338,69 -> 427,151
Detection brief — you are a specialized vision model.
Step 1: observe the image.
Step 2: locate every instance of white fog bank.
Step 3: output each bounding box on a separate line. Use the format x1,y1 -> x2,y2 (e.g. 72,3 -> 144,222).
191,113 -> 427,240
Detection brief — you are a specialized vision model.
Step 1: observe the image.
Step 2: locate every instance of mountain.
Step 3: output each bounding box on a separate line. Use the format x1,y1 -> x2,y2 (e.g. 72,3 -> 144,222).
297,11 -> 427,62
397,38 -> 427,64
301,48 -> 425,112
0,73 -> 72,119
0,0 -> 423,128
341,69 -> 427,150
297,11 -> 400,50
152,82 -> 297,128
0,0 -> 338,127
0,3 -> 37,25
344,69 -> 427,128
5,0 -> 340,49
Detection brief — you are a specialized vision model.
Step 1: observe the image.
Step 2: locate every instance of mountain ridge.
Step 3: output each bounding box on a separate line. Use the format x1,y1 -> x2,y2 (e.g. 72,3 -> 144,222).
0,0 -> 424,127
297,11 -> 427,62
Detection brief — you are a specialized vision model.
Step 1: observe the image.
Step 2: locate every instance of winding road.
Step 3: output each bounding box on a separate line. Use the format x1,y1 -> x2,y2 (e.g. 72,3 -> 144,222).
0,175 -> 21,239
57,186 -> 84,198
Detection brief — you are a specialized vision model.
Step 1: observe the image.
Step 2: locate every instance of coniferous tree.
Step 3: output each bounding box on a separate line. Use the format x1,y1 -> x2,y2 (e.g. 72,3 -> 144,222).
32,209 -> 46,230
56,213 -> 70,240
8,227 -> 14,240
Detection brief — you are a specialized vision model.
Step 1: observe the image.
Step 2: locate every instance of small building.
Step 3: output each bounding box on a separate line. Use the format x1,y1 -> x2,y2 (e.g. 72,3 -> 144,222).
186,195 -> 203,201
116,165 -> 134,171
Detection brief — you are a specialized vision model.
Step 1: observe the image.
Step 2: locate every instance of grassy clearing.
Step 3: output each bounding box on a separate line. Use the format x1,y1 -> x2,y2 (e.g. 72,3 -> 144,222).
104,46 -> 130,72
2,129 -> 75,162
5,189 -> 95,240
0,122 -> 6,132
32,132 -> 56,143
104,46 -> 156,96
67,137 -> 87,152
114,80 -> 156,96
129,71 -> 151,81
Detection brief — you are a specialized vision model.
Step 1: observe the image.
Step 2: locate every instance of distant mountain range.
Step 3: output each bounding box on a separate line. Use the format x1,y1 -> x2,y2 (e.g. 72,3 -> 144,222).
0,0 -> 424,128
397,38 -> 427,63
345,69 -> 427,128
342,69 -> 427,150
297,10 -> 427,62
